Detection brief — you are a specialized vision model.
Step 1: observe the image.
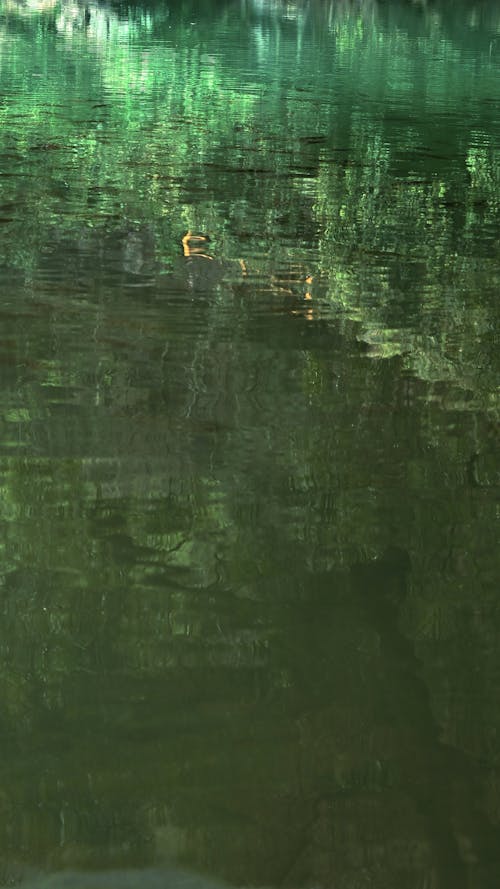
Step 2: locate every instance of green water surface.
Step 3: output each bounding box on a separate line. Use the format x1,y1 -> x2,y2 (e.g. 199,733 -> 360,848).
0,0 -> 499,887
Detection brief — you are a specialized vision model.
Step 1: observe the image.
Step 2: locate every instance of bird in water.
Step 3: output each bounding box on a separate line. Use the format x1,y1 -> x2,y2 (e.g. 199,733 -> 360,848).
180,231 -> 246,292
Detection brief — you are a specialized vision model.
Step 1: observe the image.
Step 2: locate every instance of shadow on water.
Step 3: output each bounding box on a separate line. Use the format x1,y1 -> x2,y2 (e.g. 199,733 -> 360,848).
349,549 -> 500,889
276,550 -> 500,889
15,868 -> 227,889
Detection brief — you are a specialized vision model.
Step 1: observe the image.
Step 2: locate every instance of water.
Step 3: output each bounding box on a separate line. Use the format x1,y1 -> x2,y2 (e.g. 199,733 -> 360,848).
18,869 -> 225,889
0,0 -> 499,887
18,869 -> 227,888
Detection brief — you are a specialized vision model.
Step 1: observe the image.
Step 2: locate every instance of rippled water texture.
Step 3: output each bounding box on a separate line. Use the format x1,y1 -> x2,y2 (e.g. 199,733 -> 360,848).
0,1 -> 499,887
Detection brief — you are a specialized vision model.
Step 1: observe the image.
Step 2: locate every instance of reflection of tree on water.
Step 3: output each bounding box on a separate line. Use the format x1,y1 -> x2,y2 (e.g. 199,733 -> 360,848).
0,1 -> 498,886
277,550 -> 500,889
18,868 -> 227,889
349,550 -> 499,889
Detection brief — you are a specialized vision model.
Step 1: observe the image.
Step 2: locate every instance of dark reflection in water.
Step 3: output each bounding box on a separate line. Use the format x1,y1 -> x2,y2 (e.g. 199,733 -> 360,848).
18,869 -> 225,889
0,0 -> 499,888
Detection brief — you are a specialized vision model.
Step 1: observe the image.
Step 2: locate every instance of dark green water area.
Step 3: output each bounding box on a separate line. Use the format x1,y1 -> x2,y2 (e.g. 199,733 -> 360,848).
0,0 -> 499,886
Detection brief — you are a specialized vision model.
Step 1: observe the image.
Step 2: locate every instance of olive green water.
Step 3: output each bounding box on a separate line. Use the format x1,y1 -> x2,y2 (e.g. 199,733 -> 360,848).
0,0 -> 499,886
